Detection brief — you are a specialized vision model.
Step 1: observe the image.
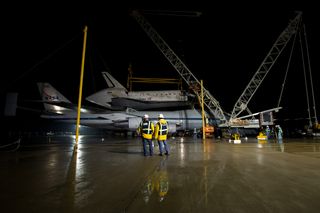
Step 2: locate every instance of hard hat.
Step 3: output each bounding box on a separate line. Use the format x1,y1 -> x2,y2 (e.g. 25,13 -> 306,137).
143,114 -> 149,119
158,114 -> 164,119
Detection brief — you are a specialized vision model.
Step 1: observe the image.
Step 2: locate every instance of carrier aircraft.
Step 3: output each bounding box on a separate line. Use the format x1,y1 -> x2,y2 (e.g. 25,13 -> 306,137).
36,82 -> 203,134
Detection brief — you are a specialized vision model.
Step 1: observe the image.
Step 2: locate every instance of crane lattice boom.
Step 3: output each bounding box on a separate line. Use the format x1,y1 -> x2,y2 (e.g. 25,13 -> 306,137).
131,10 -> 227,124
230,11 -> 303,121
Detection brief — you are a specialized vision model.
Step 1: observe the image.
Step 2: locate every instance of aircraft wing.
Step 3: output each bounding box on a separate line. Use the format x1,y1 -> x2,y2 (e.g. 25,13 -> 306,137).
18,99 -> 112,115
40,101 -> 112,114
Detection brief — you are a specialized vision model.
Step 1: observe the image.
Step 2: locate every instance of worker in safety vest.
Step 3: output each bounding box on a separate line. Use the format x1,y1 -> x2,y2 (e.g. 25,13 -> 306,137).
137,114 -> 154,156
154,114 -> 169,156
276,125 -> 283,140
266,125 -> 271,139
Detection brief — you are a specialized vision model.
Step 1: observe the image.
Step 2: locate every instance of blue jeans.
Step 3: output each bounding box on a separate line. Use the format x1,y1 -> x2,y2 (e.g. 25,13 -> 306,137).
158,140 -> 169,155
142,138 -> 153,156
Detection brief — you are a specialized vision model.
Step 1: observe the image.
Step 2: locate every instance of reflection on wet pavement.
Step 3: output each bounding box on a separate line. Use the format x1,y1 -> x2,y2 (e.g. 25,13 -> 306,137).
1,136 -> 320,212
141,156 -> 169,203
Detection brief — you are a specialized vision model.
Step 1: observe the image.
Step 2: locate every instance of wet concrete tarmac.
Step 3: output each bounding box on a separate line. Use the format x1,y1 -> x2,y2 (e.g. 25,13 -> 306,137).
1,136 -> 320,212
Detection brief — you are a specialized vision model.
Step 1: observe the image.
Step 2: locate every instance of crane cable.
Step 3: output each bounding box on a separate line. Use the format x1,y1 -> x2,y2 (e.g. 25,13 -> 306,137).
303,24 -> 318,125
2,33 -> 81,92
277,23 -> 299,108
299,25 -> 313,128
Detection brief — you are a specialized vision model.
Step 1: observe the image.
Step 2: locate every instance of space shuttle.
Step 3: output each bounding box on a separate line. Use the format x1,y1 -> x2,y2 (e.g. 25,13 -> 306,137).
85,72 -> 192,110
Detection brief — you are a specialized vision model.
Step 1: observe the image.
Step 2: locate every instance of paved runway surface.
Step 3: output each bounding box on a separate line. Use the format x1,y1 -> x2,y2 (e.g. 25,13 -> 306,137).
1,136 -> 320,212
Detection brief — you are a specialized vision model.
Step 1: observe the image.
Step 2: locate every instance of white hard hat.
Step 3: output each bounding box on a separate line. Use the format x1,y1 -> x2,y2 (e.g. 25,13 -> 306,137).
158,114 -> 164,119
143,114 -> 149,119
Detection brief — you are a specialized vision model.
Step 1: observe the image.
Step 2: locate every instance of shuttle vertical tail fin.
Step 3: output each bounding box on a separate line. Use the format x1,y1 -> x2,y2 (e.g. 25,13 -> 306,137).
101,71 -> 126,90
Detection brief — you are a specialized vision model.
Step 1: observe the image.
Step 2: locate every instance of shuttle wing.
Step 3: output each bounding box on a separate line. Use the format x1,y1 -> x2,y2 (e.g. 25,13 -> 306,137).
110,97 -> 192,110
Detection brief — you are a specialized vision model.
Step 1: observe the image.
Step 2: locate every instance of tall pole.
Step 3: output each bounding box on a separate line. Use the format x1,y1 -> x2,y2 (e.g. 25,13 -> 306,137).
75,25 -> 88,149
201,80 -> 206,140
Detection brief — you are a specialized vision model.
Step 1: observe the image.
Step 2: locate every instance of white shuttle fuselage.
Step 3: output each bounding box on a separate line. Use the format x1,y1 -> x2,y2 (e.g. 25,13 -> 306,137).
85,72 -> 190,110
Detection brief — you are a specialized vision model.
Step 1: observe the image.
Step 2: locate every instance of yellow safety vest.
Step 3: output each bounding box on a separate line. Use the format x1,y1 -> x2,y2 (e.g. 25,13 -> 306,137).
155,119 -> 168,141
138,120 -> 154,139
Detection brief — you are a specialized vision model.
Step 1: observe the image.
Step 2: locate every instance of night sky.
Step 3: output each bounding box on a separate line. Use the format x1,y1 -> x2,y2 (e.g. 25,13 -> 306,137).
2,2 -> 319,123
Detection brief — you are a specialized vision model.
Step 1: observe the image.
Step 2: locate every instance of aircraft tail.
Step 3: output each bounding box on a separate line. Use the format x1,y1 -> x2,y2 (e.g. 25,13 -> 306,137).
102,71 -> 126,89
37,82 -> 72,113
